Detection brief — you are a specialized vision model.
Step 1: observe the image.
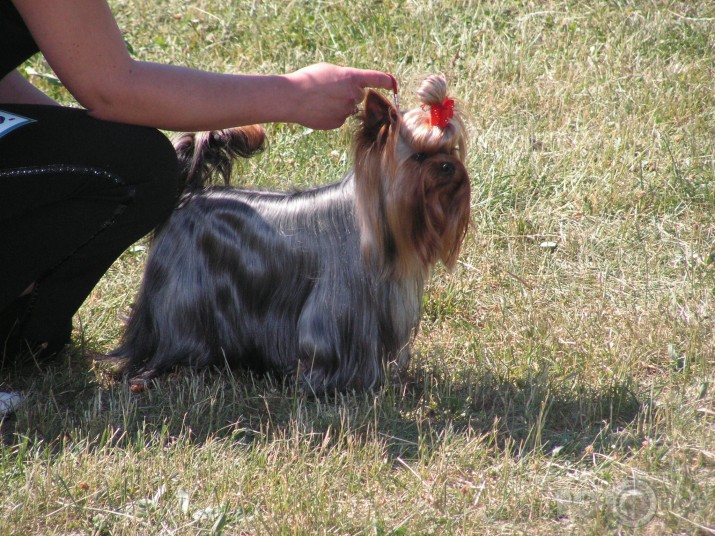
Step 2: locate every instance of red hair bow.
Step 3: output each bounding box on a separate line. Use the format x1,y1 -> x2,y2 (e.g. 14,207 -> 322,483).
429,98 -> 454,128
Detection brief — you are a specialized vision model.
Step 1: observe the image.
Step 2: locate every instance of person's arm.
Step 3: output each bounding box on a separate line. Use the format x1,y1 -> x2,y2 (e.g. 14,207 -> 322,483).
0,69 -> 59,105
12,0 -> 393,131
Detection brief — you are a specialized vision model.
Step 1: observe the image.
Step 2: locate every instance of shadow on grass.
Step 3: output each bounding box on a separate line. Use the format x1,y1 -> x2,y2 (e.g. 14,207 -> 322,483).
1,345 -> 643,462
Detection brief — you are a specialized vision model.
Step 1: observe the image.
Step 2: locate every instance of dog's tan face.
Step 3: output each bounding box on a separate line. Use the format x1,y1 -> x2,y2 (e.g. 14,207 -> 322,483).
354,90 -> 471,277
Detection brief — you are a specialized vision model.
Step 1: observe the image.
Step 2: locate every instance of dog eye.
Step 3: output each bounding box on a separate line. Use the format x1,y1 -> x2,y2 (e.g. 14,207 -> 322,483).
440,162 -> 456,174
412,152 -> 427,162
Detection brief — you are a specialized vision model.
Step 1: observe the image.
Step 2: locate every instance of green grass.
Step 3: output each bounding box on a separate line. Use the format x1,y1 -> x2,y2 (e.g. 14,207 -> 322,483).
2,0 -> 714,534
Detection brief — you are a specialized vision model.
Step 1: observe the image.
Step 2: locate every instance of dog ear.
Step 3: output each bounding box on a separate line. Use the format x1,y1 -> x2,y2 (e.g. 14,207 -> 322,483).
353,90 -> 401,273
361,90 -> 398,140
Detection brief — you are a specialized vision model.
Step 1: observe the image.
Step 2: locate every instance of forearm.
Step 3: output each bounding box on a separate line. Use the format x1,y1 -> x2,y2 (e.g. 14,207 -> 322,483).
80,60 -> 381,132
83,61 -> 299,131
0,70 -> 59,105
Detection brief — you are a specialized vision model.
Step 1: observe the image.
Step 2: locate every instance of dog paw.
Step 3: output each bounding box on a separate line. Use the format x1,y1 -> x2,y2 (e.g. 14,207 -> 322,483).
128,369 -> 158,393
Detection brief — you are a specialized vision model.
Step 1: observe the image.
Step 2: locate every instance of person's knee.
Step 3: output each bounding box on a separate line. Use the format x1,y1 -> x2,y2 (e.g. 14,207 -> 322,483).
118,127 -> 180,232
136,127 -> 181,218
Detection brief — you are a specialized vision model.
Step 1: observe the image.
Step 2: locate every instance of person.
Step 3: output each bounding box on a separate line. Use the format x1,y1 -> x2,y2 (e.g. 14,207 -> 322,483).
0,0 -> 394,361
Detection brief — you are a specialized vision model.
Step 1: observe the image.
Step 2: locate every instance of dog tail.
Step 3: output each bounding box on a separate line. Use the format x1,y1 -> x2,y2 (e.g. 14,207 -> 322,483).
172,125 -> 266,192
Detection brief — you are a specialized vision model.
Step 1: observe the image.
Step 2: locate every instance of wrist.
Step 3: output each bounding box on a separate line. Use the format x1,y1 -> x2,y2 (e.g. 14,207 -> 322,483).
274,72 -> 307,125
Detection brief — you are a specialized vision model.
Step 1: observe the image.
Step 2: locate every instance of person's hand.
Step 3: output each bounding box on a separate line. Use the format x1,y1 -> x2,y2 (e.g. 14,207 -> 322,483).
284,63 -> 394,130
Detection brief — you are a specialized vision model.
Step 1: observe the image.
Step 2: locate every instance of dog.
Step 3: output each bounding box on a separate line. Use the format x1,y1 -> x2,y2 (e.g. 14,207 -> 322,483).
111,75 -> 471,394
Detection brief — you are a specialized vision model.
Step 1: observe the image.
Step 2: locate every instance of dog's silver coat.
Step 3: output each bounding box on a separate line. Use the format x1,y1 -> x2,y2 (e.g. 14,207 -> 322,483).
113,82 -> 470,393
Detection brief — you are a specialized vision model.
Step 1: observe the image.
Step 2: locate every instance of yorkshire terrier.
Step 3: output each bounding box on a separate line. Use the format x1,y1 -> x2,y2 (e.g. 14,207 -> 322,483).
111,75 -> 471,394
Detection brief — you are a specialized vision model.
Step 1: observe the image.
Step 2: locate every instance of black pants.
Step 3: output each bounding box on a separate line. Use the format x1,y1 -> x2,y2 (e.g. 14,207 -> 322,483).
0,104 -> 179,360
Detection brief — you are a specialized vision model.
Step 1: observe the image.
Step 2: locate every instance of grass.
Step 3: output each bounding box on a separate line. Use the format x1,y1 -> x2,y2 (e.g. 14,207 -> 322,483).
2,0 -> 714,533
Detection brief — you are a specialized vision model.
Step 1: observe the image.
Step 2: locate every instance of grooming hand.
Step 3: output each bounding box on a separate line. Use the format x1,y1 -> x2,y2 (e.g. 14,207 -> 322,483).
284,63 -> 395,130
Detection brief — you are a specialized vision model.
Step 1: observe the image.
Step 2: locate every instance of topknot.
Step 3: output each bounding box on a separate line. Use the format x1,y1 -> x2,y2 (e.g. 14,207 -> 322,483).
401,75 -> 467,162
415,74 -> 449,107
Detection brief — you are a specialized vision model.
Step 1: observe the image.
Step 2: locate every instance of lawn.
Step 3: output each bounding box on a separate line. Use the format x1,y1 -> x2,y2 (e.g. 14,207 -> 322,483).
1,0 -> 714,534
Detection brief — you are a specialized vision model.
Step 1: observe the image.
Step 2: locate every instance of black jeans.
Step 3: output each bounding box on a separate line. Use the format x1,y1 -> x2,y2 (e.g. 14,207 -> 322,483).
0,104 -> 179,360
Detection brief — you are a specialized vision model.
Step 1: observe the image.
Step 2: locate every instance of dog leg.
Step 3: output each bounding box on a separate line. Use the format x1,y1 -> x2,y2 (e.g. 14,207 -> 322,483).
296,298 -> 341,394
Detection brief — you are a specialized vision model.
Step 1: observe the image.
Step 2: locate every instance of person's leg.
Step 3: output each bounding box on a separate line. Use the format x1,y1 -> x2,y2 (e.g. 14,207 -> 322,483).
0,104 -> 180,359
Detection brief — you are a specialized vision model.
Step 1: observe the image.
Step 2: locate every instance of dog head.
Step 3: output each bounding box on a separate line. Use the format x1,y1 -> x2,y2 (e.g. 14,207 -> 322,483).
353,75 -> 471,278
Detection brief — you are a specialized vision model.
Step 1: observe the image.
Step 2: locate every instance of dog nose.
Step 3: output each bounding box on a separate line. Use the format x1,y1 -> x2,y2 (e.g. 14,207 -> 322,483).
440,162 -> 455,175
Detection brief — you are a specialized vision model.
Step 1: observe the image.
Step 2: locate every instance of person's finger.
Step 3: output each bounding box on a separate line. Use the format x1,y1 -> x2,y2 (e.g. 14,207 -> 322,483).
353,69 -> 394,91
